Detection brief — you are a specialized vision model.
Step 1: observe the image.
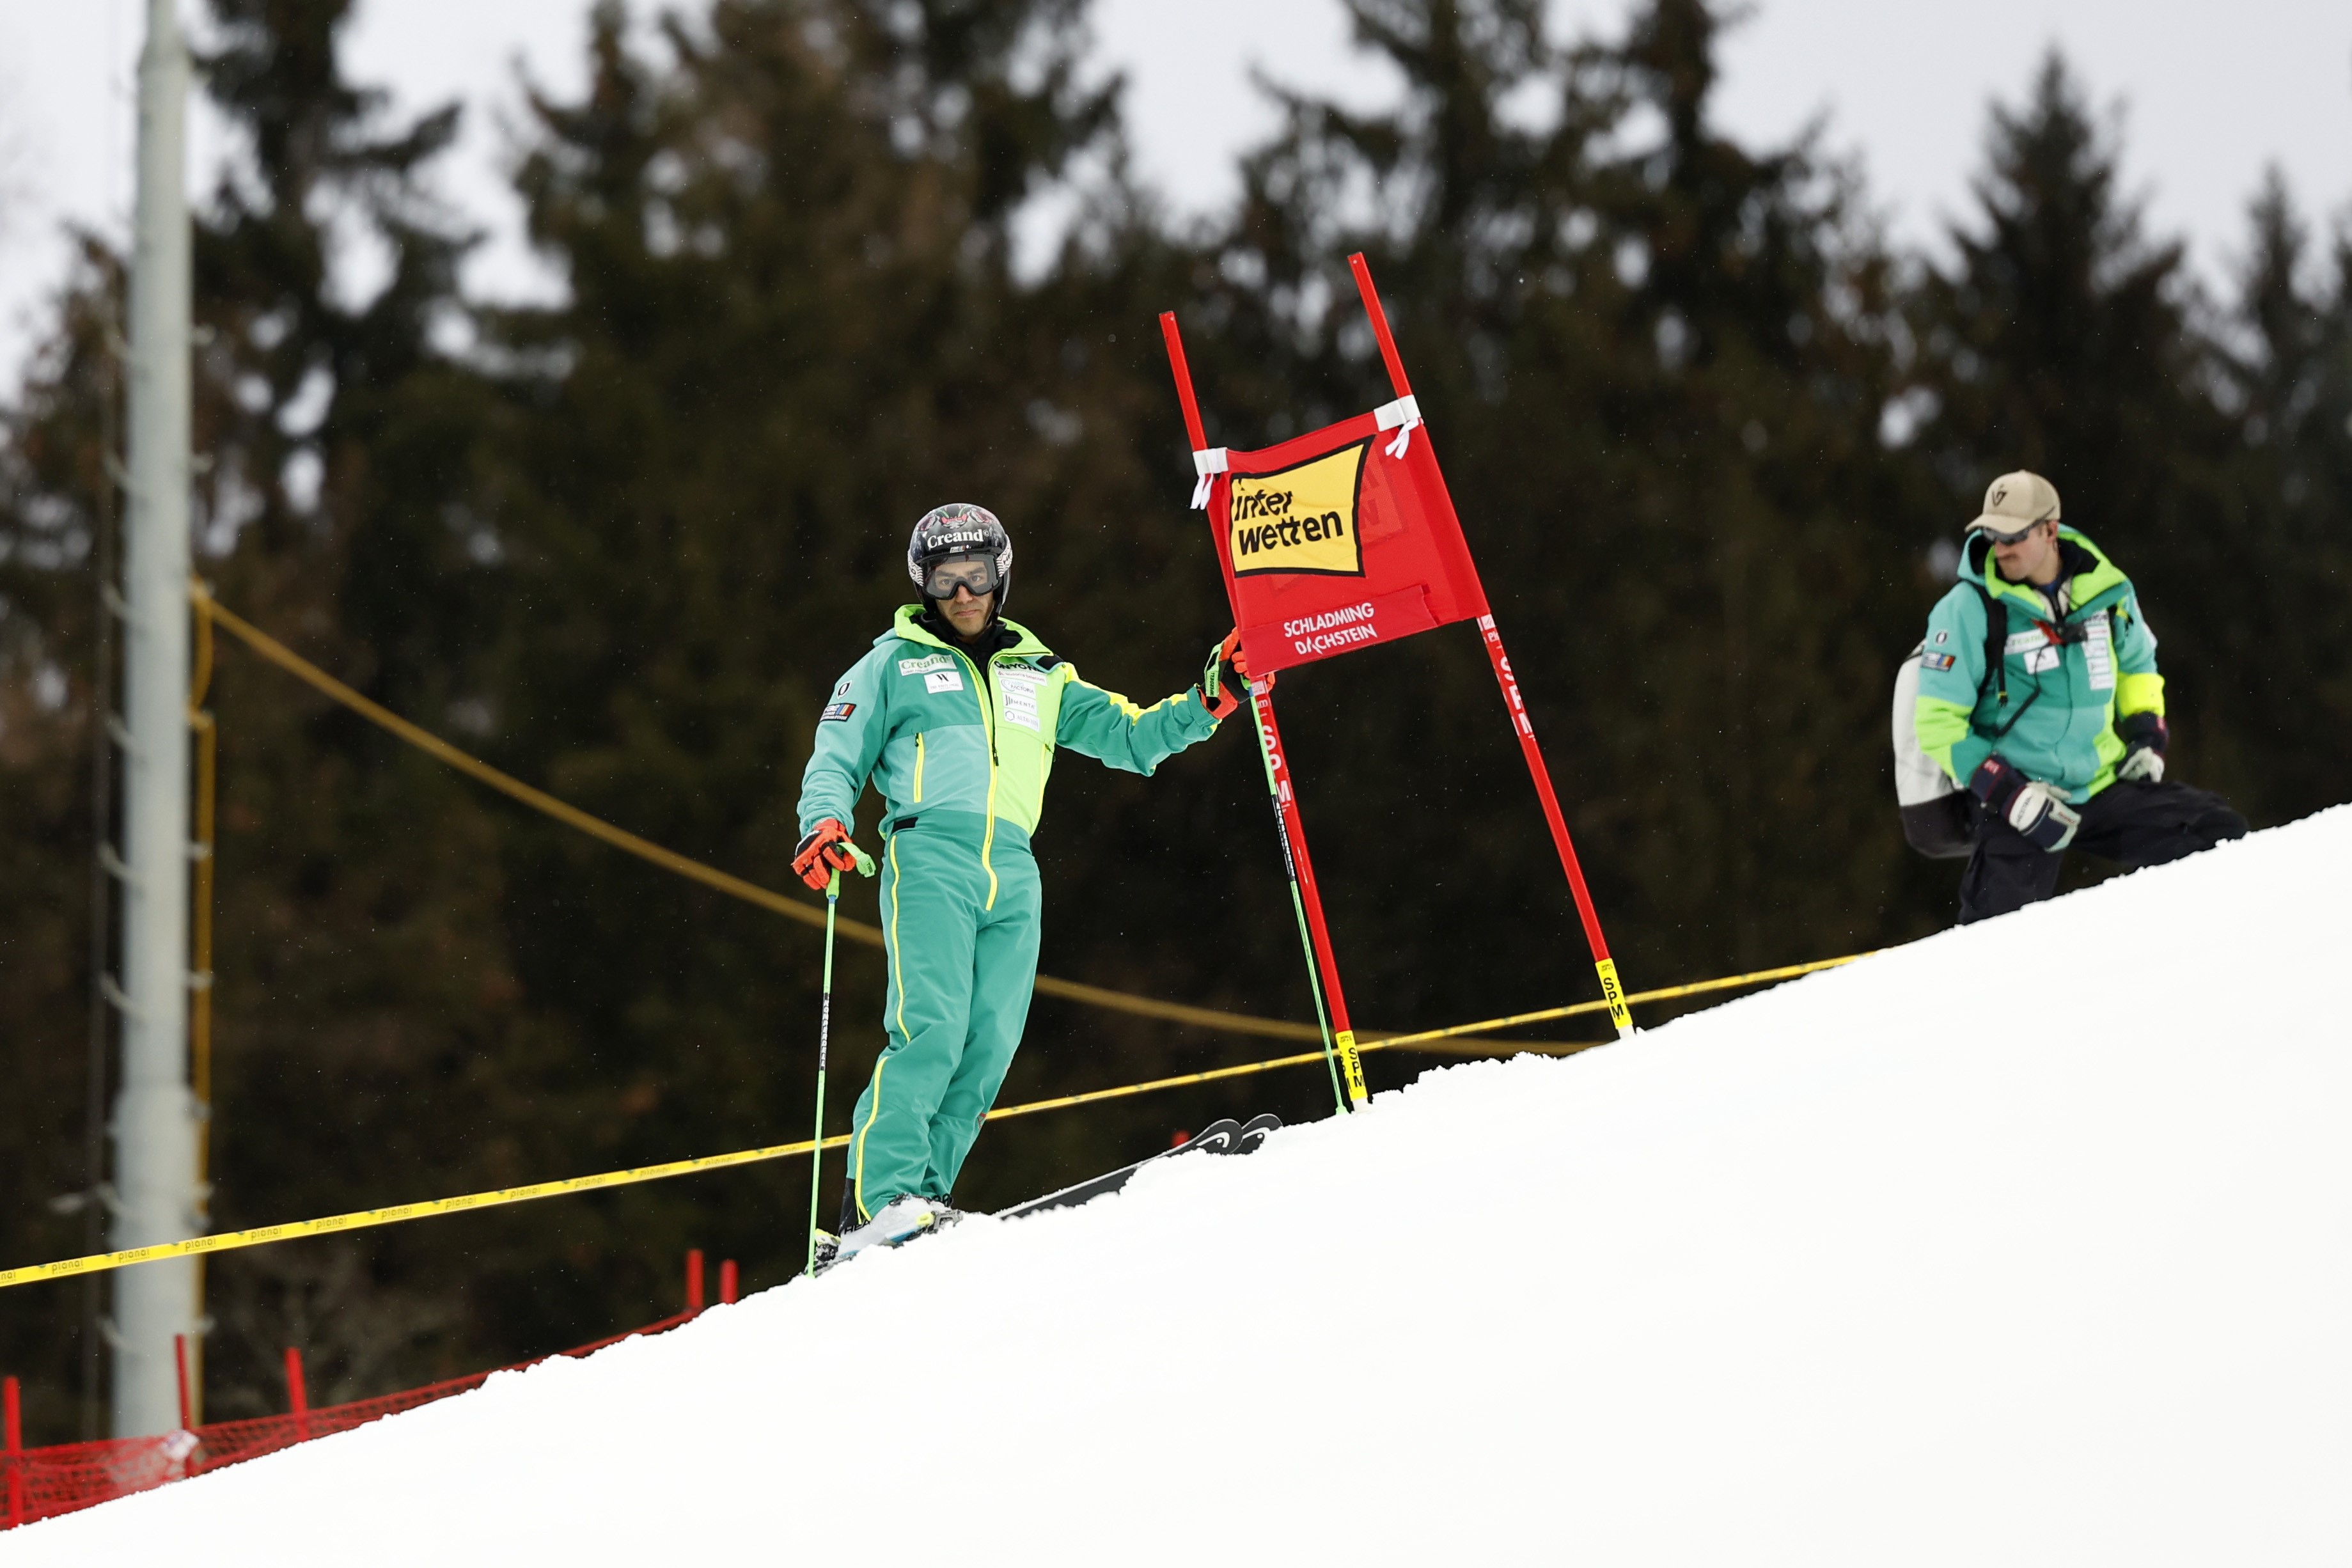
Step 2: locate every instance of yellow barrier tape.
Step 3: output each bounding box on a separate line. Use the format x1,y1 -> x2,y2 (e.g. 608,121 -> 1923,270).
1361,953 -> 1873,1052
0,1133 -> 849,1290
0,948 -> 1872,1290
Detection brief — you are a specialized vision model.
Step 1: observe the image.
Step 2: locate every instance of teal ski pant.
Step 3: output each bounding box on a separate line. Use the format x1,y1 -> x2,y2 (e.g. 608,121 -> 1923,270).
849,811 -> 1042,1221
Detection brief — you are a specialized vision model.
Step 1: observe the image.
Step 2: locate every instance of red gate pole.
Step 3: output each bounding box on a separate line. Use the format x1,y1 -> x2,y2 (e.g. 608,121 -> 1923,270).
4,1374 -> 22,1530
173,1333 -> 192,1430
283,1347 -> 310,1443
717,1259 -> 738,1305
1345,253 -> 1634,1037
685,1249 -> 704,1314
1157,312 -> 1211,463
1161,312 -> 1370,1109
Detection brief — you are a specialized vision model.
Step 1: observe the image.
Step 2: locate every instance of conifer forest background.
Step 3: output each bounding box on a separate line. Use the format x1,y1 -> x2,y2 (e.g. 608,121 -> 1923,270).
3,0 -> 2348,1434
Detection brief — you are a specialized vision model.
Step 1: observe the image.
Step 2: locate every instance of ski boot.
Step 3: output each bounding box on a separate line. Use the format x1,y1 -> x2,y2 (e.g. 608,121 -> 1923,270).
827,1195 -> 964,1268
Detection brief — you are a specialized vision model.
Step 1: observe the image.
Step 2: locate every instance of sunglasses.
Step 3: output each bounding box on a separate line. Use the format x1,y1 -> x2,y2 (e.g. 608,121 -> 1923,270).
925,558 -> 998,599
1978,520 -> 2052,547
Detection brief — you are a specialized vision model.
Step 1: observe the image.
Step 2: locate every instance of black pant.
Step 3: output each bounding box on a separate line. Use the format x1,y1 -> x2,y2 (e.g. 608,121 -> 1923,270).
1957,780 -> 2248,924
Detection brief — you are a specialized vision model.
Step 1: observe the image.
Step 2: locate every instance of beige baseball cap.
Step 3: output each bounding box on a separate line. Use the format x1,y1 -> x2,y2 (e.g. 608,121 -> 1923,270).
1967,470 -> 2062,537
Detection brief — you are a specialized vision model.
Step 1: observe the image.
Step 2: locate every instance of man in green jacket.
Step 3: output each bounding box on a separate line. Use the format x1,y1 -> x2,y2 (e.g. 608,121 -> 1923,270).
1915,470 -> 2244,923
792,503 -> 1241,1261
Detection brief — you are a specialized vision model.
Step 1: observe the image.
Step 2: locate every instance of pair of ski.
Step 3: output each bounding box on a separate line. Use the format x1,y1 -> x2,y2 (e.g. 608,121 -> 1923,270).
1000,1112 -> 1281,1219
816,1112 -> 1282,1272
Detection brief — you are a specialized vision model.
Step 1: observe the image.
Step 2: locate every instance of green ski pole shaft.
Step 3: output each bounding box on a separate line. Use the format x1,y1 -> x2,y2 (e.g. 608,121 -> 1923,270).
804,868 -> 840,1276
1246,679 -> 1352,1115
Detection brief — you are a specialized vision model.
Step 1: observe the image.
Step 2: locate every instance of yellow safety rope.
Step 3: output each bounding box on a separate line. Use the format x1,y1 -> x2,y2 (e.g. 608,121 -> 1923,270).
0,950 -> 1874,1290
192,587 -> 1333,1044
203,588 -> 1844,1053
1361,953 -> 1871,1052
0,1134 -> 849,1290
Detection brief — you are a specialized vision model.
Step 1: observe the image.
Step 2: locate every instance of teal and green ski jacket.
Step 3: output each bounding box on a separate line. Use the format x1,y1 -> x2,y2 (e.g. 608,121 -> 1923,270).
1914,529 -> 2165,804
797,606 -> 1219,903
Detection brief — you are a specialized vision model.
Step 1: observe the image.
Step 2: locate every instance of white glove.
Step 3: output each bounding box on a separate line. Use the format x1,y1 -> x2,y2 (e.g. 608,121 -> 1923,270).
2007,780 -> 2081,852
2117,746 -> 2165,783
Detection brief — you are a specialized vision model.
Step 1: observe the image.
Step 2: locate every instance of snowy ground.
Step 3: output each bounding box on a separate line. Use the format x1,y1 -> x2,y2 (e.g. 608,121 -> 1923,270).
17,810 -> 2351,1564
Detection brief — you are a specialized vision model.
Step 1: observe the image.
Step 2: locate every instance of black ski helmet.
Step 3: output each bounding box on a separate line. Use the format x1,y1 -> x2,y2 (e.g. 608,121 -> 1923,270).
907,503 -> 1013,611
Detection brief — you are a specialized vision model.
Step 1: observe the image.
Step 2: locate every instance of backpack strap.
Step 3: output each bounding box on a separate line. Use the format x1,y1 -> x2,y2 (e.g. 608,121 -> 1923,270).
1975,583 -> 2007,704
1973,583 -> 2046,741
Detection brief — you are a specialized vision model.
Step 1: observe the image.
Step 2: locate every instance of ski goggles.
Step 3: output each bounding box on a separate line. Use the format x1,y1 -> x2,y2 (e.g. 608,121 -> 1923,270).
923,556 -> 1000,599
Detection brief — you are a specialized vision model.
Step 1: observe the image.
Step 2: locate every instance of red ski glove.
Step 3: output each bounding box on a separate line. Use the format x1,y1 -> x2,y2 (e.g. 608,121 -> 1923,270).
1201,630 -> 1248,721
792,819 -> 861,890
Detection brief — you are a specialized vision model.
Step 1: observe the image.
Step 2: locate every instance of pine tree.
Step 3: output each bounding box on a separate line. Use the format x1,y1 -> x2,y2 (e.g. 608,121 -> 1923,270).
0,240 -> 125,1438
181,0 -> 530,1418
2207,174 -> 2352,821
1910,54 -> 2218,508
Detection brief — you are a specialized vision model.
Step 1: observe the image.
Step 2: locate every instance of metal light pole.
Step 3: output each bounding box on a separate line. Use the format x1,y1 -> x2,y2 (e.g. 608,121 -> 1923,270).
108,0 -> 200,1438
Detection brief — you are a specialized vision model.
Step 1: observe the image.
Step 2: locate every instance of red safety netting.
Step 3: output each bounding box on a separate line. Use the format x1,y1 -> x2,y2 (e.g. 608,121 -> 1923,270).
1,1306 -> 700,1531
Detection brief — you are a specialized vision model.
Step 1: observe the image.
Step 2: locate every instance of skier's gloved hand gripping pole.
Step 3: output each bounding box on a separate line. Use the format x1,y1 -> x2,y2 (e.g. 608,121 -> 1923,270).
805,836 -> 876,1276
1161,314 -> 1368,1113
792,819 -> 861,891
1201,630 -> 1245,722
1344,254 -> 1635,1039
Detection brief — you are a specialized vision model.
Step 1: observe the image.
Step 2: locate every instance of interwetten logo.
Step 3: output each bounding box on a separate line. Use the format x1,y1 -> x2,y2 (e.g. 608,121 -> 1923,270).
1227,441 -> 1368,578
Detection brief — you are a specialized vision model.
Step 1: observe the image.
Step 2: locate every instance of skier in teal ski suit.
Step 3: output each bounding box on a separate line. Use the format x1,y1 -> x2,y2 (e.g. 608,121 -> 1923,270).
793,504 -> 1241,1258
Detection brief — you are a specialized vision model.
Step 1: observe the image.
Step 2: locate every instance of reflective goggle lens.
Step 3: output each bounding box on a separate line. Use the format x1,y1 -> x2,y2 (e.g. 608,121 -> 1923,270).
925,558 -> 996,599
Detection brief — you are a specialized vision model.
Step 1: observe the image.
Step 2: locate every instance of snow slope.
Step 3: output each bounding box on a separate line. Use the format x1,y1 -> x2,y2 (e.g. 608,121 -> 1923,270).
17,811 -> 2351,1565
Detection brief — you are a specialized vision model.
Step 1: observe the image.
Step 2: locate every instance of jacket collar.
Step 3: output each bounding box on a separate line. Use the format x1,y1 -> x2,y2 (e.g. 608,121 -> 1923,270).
1963,528 -> 2129,616
880,603 -> 1050,658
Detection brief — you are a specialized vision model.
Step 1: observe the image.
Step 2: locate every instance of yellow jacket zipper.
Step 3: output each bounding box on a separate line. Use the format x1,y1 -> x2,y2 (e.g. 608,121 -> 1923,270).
953,647 -> 1001,908
912,732 -> 925,803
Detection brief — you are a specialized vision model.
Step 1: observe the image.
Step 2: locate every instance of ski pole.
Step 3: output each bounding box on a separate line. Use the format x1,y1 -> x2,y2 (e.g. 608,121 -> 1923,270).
807,840 -> 875,1276
1246,675 -> 1361,1115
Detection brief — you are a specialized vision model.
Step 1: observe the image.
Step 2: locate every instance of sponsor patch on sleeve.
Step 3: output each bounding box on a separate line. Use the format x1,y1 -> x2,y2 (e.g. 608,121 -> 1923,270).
820,701 -> 856,722
1921,651 -> 1957,672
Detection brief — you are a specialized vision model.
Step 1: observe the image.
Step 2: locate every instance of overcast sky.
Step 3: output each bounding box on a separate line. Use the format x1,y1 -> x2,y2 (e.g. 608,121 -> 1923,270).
1,0 -> 2346,390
